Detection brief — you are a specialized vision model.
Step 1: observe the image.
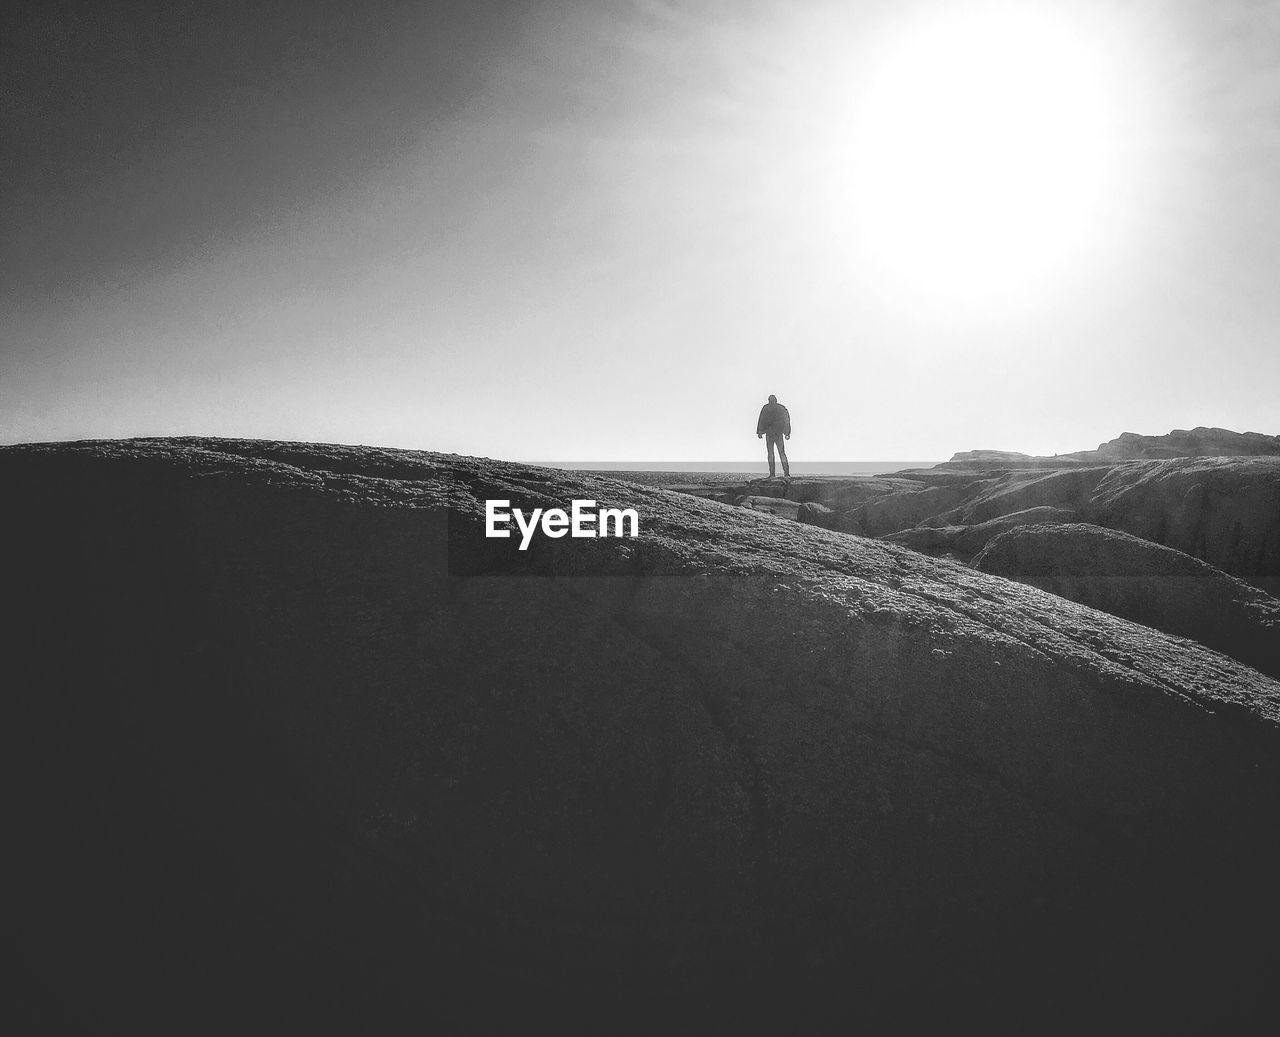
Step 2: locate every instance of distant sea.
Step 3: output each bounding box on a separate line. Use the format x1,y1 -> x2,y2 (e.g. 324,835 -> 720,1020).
533,461 -> 943,476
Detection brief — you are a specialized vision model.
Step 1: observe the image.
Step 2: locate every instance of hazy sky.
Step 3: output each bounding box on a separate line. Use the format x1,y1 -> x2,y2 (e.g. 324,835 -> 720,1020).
4,0 -> 1278,460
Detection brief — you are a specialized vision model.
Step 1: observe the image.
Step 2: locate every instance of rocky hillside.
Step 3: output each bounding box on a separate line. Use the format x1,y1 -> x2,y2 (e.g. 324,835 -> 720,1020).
681,449 -> 1280,685
973,523 -> 1280,680
685,455 -> 1280,595
6,437 -> 1280,1034
1068,426 -> 1280,461
951,427 -> 1280,464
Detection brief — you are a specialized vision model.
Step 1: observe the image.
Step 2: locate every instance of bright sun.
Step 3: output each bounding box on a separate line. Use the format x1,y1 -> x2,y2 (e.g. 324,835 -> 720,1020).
849,6 -> 1122,306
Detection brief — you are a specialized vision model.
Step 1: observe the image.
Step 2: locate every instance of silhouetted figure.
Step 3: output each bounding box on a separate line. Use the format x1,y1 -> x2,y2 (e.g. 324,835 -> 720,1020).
756,394 -> 791,478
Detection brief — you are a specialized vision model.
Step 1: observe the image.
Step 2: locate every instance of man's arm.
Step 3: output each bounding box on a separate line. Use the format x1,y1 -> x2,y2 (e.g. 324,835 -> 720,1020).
756,406 -> 767,435
783,407 -> 791,437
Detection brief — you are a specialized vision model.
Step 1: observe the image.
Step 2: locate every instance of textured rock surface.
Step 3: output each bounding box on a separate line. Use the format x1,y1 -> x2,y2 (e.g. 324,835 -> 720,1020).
796,500 -> 836,529
685,474 -> 925,511
884,506 -> 1078,560
668,453 -> 1280,593
6,437 -> 1280,1034
974,523 -> 1280,679
736,494 -> 803,521
1086,457 -> 1280,594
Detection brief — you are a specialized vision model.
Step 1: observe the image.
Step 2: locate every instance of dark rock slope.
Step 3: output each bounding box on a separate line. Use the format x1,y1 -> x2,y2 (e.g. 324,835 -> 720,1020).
6,437 -> 1280,1034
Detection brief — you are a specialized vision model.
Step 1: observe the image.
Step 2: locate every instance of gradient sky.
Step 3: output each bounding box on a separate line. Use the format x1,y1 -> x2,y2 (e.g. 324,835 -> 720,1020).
4,0 -> 1278,461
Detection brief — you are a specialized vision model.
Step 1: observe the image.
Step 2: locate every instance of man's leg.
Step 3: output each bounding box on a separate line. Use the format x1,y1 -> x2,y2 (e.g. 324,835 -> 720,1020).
777,436 -> 790,478
765,434 -> 776,477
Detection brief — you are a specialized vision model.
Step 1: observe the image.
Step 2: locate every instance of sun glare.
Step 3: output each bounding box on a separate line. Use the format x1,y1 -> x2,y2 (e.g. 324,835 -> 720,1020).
848,6 -> 1123,307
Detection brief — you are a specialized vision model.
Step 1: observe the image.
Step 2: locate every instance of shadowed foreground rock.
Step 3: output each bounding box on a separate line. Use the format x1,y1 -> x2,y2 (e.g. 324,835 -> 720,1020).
6,438 -> 1280,1034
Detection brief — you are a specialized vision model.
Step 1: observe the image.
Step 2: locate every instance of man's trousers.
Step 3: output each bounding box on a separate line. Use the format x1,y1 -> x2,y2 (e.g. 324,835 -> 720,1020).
765,432 -> 789,477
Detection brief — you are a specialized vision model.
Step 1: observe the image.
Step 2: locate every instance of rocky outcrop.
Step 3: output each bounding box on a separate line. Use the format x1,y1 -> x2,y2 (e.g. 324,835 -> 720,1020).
974,523 -> 1280,680
796,501 -> 836,529
736,494 -> 803,520
666,451 -> 1280,594
947,427 -> 1280,465
943,466 -> 1111,526
851,481 -> 981,537
685,475 -> 926,511
1070,426 -> 1280,462
884,506 -> 1078,560
5,437 -> 1280,1033
948,449 -> 1032,462
1086,457 -> 1280,595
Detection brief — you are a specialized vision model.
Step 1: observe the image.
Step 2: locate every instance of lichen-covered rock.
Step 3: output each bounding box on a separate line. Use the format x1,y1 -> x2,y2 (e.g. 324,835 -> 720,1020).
974,522 -> 1280,680
5,437 -> 1280,1034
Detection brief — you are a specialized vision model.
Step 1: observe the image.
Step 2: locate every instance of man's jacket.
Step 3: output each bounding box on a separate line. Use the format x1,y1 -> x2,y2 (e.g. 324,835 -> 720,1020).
757,402 -> 791,436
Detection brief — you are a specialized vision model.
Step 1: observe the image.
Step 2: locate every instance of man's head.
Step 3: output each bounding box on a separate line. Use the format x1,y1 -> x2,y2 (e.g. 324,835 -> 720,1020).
768,394 -> 777,403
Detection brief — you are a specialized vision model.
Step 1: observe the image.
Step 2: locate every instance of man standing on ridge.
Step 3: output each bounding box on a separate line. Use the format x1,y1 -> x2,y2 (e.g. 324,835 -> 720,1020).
756,394 -> 791,479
